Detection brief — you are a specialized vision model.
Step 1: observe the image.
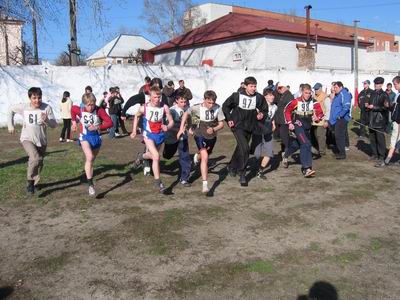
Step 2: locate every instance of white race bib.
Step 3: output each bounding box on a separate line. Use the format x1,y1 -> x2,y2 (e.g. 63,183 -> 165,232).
24,110 -> 43,127
200,106 -> 219,122
146,106 -> 164,122
239,94 -> 257,110
81,111 -> 99,128
297,101 -> 313,113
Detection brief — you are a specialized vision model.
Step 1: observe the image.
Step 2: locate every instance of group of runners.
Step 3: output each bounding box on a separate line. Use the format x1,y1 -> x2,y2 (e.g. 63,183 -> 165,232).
7,74 -> 400,196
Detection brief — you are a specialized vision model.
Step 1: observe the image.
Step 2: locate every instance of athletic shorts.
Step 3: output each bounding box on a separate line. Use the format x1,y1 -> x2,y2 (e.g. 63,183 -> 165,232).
254,139 -> 274,159
143,130 -> 165,146
194,136 -> 217,154
79,133 -> 102,150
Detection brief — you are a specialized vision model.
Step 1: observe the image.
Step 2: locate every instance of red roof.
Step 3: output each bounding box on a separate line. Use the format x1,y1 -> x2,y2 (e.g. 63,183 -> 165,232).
150,13 -> 372,53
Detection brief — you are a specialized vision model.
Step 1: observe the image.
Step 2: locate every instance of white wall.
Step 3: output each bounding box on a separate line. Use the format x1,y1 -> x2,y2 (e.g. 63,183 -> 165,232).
154,37 -> 267,69
1,64 -> 397,126
155,36 -> 378,72
185,3 -> 232,30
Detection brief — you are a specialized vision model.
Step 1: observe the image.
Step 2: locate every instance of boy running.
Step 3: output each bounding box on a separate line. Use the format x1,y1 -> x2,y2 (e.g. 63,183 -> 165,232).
71,93 -> 113,196
130,86 -> 174,193
163,93 -> 191,186
8,87 -> 57,194
250,89 -> 278,179
222,76 -> 268,186
282,84 -> 324,177
178,90 -> 225,193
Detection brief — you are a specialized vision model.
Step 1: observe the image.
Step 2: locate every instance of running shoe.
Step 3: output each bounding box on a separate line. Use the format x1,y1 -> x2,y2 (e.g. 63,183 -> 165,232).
180,180 -> 191,187
239,174 -> 247,186
66,139 -> 74,143
227,165 -> 237,177
193,153 -> 199,166
304,168 -> 316,178
27,181 -> 34,194
59,138 -> 65,143
132,153 -> 144,170
88,185 -> 96,196
143,159 -> 151,176
256,170 -> 267,180
202,185 -> 209,194
155,181 -> 167,193
282,157 -> 289,168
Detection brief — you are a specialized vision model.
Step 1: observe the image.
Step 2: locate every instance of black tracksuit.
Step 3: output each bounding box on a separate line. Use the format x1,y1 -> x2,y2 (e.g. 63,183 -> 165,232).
275,90 -> 294,152
358,88 -> 373,136
222,91 -> 268,175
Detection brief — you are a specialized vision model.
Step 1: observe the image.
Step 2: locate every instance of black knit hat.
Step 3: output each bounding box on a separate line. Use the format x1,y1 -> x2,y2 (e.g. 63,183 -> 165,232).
374,77 -> 384,84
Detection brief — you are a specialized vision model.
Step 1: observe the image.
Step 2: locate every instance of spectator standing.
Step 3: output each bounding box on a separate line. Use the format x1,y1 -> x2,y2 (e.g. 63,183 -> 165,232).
162,80 -> 176,107
357,80 -> 373,138
329,81 -> 352,159
59,91 -> 73,142
139,76 -> 151,94
175,80 -> 193,102
366,77 -> 390,162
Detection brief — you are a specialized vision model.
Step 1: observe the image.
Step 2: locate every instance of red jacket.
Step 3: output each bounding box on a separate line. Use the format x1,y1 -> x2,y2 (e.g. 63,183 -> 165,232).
284,97 -> 324,127
71,105 -> 112,134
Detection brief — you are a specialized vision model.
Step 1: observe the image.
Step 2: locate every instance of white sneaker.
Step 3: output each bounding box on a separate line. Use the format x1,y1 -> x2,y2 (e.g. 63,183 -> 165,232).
88,185 -> 96,196
193,153 -> 199,166
66,139 -> 73,142
59,138 -> 64,142
202,181 -> 209,194
143,159 -> 151,176
115,133 -> 121,137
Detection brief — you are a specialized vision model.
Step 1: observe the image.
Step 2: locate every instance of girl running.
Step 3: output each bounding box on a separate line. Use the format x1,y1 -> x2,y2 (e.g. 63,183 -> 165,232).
130,86 -> 174,193
71,93 -> 113,196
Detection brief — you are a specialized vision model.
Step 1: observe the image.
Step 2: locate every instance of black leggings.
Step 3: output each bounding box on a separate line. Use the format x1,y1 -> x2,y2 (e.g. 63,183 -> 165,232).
61,118 -> 71,139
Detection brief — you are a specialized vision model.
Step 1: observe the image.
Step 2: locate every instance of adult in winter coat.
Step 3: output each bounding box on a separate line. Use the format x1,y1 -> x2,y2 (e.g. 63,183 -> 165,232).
329,82 -> 352,159
162,80 -> 176,107
366,77 -> 390,161
59,91 -> 73,142
274,82 -> 294,154
222,76 -> 268,186
357,80 -> 373,138
175,80 -> 193,102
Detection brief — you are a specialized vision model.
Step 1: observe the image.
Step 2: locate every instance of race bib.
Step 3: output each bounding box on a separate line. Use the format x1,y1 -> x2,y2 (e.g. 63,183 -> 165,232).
239,94 -> 257,110
172,106 -> 184,120
297,101 -> 313,113
24,110 -> 43,127
146,106 -> 164,122
81,111 -> 99,128
200,106 -> 218,122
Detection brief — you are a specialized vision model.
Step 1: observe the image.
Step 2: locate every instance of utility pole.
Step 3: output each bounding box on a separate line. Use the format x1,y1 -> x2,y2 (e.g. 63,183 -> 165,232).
354,20 -> 360,103
32,0 -> 39,65
69,0 -> 78,66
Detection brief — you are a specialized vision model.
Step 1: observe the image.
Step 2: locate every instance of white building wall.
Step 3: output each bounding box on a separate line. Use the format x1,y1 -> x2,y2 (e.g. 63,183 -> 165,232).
154,37 -> 267,69
186,3 -> 232,30
0,22 -> 23,65
264,36 -> 298,70
315,42 -> 353,71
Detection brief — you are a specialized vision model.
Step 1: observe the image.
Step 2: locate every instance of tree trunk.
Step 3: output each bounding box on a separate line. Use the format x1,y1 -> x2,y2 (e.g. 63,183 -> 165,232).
69,0 -> 78,66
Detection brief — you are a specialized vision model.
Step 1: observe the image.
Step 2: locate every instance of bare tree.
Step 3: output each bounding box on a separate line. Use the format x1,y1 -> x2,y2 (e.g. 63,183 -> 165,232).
142,0 -> 192,43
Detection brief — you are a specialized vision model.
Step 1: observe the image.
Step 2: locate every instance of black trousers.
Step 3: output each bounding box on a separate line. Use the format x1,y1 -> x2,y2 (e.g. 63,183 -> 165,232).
230,128 -> 252,174
369,129 -> 386,158
60,118 -> 71,139
334,119 -> 348,157
278,124 -> 290,153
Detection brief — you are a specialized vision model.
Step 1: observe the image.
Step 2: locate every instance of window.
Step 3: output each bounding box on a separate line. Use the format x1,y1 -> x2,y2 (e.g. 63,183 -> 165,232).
116,59 -> 122,64
127,59 -> 133,64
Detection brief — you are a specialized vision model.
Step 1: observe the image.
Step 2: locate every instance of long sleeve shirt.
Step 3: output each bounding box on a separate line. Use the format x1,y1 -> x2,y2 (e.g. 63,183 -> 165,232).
284,97 -> 324,130
8,102 -> 57,147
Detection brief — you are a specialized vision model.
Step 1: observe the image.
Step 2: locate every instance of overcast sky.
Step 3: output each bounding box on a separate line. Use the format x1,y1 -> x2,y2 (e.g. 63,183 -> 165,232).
23,0 -> 400,62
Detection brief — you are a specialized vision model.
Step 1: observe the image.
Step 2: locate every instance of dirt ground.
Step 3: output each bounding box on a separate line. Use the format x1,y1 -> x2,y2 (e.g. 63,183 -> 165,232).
1,122 -> 400,300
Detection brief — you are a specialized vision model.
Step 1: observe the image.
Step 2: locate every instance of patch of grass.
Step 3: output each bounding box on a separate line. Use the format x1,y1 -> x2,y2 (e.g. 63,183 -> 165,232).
369,238 -> 383,251
31,252 -> 72,274
345,233 -> 358,241
309,241 -> 321,252
262,187 -> 274,193
171,260 -> 274,296
328,250 -> 363,265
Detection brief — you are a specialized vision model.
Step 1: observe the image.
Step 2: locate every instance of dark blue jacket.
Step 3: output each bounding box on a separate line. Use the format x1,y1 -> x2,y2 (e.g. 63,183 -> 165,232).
329,88 -> 352,125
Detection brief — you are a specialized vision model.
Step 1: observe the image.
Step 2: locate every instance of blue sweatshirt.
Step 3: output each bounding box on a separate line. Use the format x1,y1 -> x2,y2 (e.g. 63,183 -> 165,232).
329,88 -> 352,125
